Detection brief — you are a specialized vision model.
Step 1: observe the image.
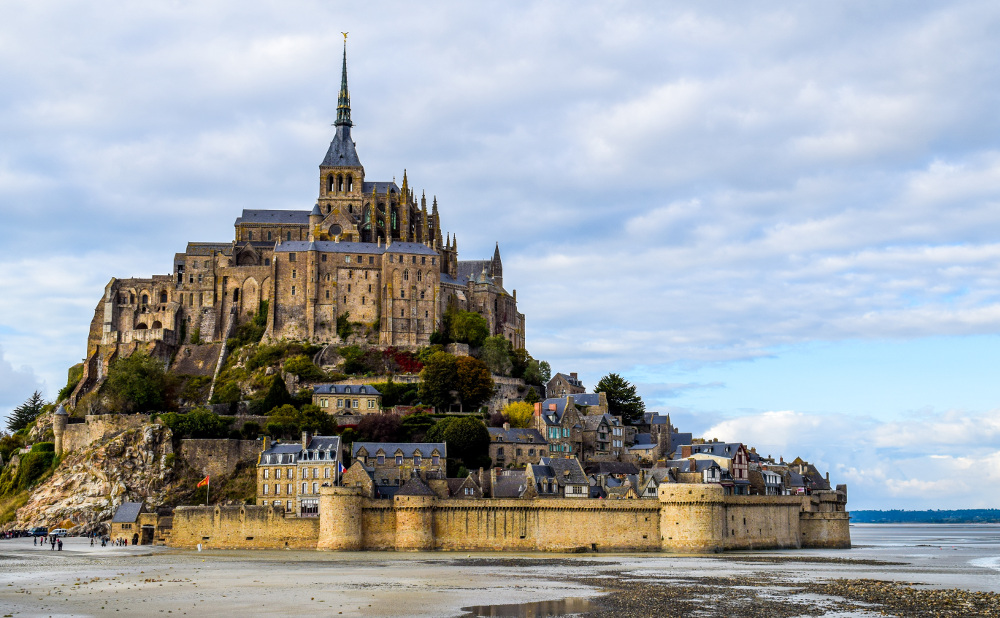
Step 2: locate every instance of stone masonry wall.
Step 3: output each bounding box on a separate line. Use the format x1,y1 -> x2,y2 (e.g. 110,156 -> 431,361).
61,414 -> 153,455
170,505 -> 319,549
179,439 -> 262,478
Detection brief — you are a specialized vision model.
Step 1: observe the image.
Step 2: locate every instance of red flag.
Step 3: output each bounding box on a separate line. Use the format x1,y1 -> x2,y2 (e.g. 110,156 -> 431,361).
197,475 -> 210,488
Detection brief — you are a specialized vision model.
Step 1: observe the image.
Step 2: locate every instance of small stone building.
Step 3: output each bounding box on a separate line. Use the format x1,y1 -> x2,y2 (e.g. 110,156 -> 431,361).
352,442 -> 446,487
312,384 -> 381,415
110,502 -> 152,545
546,372 -> 585,399
257,433 -> 342,516
487,424 -> 547,468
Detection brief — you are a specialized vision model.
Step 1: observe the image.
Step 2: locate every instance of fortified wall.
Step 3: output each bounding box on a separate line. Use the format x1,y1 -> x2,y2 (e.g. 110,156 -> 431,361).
57,413 -> 153,455
169,484 -> 850,553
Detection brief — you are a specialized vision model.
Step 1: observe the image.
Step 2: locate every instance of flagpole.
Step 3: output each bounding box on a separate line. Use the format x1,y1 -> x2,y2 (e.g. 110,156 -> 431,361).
207,476 -> 210,505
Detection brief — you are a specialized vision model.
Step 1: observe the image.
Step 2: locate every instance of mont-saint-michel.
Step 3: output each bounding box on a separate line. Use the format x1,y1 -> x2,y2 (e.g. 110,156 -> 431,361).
0,41 -> 849,557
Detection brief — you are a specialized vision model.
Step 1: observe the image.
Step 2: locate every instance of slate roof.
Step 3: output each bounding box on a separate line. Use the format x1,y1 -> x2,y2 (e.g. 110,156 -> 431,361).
111,502 -> 144,524
396,475 -> 437,497
675,442 -> 744,459
662,459 -> 721,473
258,436 -> 341,465
644,412 -> 671,425
321,125 -> 362,167
632,433 -> 654,446
533,457 -> 588,487
313,384 -> 381,396
353,442 -> 446,459
488,427 -> 545,444
539,394 -> 603,426
235,209 -> 311,225
361,181 -> 400,195
493,472 -> 529,498
551,372 -> 583,387
456,260 -> 493,282
273,240 -> 438,256
580,415 -> 609,431
184,242 -> 234,256
584,461 -> 640,476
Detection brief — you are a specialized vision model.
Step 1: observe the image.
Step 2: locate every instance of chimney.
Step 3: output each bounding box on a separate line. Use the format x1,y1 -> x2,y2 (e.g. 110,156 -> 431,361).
302,431 -> 310,450
548,403 -> 556,411
681,445 -> 691,458
570,372 -> 578,380
534,402 -> 542,415
688,457 -> 697,471
503,422 -> 510,431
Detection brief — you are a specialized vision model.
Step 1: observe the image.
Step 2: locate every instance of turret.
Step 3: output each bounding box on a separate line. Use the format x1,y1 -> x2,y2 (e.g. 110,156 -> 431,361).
309,203 -> 322,240
53,404 -> 69,456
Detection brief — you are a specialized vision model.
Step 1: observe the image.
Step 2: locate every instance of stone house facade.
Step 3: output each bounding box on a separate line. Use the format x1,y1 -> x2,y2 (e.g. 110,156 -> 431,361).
526,457 -> 589,498
256,434 -> 342,516
311,383 -> 381,415
352,442 -> 446,488
545,372 -> 585,399
487,424 -> 547,468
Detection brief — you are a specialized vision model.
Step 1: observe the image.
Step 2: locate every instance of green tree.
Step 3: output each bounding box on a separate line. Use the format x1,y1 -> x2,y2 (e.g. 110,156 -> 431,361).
537,361 -> 551,384
501,401 -> 534,428
264,404 -> 301,439
159,407 -> 233,439
260,375 -> 293,412
419,351 -> 459,411
399,412 -> 436,441
442,416 -> 491,472
455,356 -> 495,411
524,386 -> 541,405
450,311 -> 489,347
6,391 -> 46,432
595,373 -> 645,424
479,336 -> 513,376
104,352 -> 168,413
424,416 -> 457,443
283,355 -> 325,381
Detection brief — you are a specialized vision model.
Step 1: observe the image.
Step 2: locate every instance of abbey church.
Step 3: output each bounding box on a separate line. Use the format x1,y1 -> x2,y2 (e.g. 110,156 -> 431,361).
72,44 -> 524,404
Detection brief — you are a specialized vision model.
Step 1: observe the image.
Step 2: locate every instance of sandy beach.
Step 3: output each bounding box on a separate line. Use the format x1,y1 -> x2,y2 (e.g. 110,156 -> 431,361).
1,525 -> 999,617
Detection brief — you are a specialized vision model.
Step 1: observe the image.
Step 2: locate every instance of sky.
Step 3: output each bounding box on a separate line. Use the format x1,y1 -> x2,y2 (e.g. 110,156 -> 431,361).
1,1 -> 999,510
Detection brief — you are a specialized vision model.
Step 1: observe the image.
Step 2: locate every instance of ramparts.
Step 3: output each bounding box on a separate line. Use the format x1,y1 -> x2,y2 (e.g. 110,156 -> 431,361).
169,484 -> 850,553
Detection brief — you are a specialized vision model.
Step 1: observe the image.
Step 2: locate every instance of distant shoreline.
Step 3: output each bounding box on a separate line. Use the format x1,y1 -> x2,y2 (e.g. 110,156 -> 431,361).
851,509 -> 1000,524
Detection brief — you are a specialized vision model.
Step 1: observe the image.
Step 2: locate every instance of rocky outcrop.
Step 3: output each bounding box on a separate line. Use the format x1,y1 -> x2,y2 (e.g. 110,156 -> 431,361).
13,423 -> 178,530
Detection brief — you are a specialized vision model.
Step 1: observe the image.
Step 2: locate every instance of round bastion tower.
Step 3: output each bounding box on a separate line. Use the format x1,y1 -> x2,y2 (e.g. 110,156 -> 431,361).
53,404 -> 68,457
318,486 -> 364,550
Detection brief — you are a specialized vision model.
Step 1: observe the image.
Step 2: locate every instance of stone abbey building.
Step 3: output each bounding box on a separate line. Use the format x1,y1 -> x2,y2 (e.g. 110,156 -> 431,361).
72,44 -> 524,403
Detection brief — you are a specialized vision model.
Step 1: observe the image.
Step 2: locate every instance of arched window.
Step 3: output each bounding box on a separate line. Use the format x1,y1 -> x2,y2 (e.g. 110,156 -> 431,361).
346,175 -> 353,192
327,174 -> 334,193
141,294 -> 148,305
160,291 -> 168,303
135,323 -> 148,330
337,174 -> 344,193
151,321 -> 162,329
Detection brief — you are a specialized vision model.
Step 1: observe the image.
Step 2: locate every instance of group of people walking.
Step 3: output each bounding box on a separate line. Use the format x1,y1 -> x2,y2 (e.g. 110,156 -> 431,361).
33,535 -> 62,550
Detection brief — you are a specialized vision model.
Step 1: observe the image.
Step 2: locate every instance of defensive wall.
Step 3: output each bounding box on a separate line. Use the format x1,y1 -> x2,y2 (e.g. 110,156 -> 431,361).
168,484 -> 850,552
178,439 -> 262,478
59,413 -> 153,455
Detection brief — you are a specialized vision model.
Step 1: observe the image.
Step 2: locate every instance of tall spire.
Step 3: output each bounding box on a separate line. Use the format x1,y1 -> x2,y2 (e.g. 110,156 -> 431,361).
335,35 -> 352,128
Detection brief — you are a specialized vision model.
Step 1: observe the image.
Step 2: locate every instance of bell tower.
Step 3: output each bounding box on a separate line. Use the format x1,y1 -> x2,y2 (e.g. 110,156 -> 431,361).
317,35 -> 365,239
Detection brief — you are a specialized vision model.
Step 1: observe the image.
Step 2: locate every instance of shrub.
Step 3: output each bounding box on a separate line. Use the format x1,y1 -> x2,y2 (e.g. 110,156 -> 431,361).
283,355 -> 325,381
103,352 -> 168,413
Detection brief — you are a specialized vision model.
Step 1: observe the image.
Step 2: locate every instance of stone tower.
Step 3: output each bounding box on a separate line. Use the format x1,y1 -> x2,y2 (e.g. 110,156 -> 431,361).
53,404 -> 68,456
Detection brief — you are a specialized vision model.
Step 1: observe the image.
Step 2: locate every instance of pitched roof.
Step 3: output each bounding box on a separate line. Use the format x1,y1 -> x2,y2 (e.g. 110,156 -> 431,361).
534,457 -> 588,486
361,181 -> 399,195
488,427 -> 545,444
235,209 -> 311,225
259,436 -> 341,464
313,384 -> 382,396
353,442 -> 446,459
584,461 -> 640,476
550,372 -> 583,387
492,472 -> 528,498
321,124 -> 362,167
396,475 -> 437,497
675,442 -> 745,458
111,502 -> 144,523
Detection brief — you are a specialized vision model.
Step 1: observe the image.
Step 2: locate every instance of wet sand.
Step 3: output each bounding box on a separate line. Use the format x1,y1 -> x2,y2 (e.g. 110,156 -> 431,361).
1,527 -> 999,617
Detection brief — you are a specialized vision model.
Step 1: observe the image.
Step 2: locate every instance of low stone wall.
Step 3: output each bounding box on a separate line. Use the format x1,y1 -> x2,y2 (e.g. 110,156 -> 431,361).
171,505 -> 319,549
61,414 -> 153,454
179,439 -> 262,478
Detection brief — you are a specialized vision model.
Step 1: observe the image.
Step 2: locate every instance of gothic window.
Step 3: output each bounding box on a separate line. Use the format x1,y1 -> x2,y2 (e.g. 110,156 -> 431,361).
141,294 -> 148,305
403,270 -> 409,281
346,175 -> 353,192
337,174 -> 344,192
327,174 -> 334,193
391,208 -> 398,230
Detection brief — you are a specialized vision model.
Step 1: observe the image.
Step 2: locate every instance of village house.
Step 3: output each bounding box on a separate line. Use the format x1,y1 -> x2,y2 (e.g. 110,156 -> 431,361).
256,433 -> 342,516
312,384 -> 382,415
661,458 -> 724,485
675,442 -> 751,495
429,475 -> 483,499
749,464 -> 785,496
487,423 -> 547,468
545,372 -> 585,399
109,502 -> 154,545
525,457 -> 589,498
580,413 -> 626,461
352,442 -> 446,489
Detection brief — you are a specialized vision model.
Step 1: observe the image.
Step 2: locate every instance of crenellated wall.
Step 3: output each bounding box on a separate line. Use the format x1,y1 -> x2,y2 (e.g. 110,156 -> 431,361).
170,485 -> 850,553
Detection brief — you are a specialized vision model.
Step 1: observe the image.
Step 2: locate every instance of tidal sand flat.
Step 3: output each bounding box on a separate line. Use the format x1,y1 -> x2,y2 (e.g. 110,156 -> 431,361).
1,525 -> 999,617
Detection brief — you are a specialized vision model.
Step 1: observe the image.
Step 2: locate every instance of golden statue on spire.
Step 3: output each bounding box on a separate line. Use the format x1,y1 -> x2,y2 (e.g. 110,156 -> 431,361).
342,32 -> 348,42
